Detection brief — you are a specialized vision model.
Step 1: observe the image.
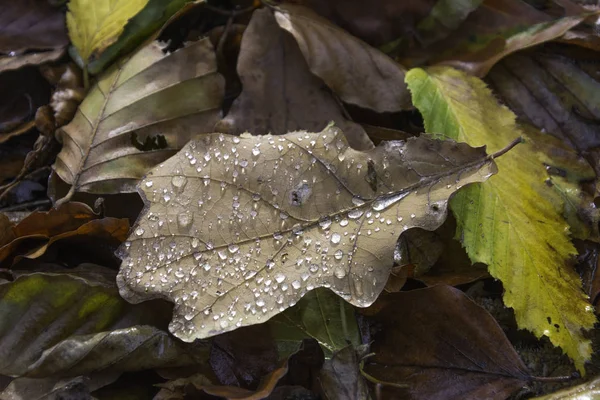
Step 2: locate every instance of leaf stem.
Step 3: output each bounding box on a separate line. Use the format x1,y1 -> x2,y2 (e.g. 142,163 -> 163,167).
490,137 -> 523,159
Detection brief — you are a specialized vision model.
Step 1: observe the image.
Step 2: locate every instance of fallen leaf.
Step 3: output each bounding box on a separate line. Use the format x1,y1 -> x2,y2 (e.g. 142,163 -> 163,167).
52,38 -> 224,202
532,374 -> 600,399
363,285 -> 532,400
0,202 -> 129,267
0,48 -> 65,74
274,4 -> 412,113
269,288 -> 360,358
488,46 -> 600,152
66,0 -> 149,68
394,228 -> 444,275
117,126 -> 500,341
0,266 -> 204,378
0,0 -> 68,56
401,0 -> 591,77
84,0 -> 190,75
0,373 -> 119,400
319,345 -> 369,400
406,66 -> 597,372
215,9 -> 373,151
210,325 -> 279,388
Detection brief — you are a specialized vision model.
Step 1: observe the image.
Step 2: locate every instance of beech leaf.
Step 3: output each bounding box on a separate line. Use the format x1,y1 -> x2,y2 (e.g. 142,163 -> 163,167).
66,0 -> 149,66
406,66 -> 597,373
117,126 -> 503,341
273,4 -> 412,113
52,39 -> 224,203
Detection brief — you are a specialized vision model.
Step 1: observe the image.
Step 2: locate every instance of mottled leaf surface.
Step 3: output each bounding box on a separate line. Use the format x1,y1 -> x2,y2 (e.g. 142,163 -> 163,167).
53,39 -> 224,200
117,126 -> 498,341
0,266 -> 200,377
406,66 -> 597,372
274,4 -> 412,113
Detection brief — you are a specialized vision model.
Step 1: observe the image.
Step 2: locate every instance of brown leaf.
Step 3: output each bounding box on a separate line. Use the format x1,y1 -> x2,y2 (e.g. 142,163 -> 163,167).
215,9 -> 373,151
0,68 -> 50,134
363,285 -> 531,400
274,4 -> 412,113
319,345 -> 369,400
0,0 -> 68,56
488,46 -> 600,153
0,202 -> 129,267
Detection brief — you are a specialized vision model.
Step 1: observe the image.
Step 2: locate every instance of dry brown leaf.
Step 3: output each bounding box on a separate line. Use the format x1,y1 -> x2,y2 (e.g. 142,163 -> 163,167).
274,4 -> 412,113
117,126 -> 500,341
53,38 -> 224,202
215,9 -> 373,151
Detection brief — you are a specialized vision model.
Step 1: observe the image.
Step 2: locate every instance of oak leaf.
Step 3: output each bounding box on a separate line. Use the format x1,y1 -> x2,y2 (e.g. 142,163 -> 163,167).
117,126 -> 500,341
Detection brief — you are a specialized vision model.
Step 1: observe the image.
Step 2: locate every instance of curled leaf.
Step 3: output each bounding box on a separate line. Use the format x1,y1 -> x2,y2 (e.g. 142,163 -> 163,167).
117,126 -> 499,341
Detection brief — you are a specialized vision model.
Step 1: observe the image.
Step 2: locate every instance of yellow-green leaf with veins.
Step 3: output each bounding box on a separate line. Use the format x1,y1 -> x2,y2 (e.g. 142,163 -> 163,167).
117,126 -> 500,341
406,66 -> 596,373
67,0 -> 149,65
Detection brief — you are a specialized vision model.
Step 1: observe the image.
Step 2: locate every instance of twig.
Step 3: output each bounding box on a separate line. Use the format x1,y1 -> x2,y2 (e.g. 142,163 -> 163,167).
0,199 -> 51,212
491,137 -> 523,159
204,3 -> 256,17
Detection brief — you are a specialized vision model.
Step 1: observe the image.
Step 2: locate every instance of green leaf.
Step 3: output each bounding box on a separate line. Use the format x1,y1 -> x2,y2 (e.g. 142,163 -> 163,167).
117,126 -> 498,341
269,288 -> 359,358
406,66 -> 597,373
85,0 -> 191,75
66,0 -> 149,66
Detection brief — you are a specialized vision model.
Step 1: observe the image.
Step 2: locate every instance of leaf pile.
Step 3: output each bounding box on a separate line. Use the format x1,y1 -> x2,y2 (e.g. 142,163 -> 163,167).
0,0 -> 599,398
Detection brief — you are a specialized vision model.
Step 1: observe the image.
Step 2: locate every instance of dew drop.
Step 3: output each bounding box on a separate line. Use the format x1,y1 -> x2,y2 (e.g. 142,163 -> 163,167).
339,219 -> 349,227
352,196 -> 365,206
171,175 -> 187,191
319,218 -> 332,230
334,267 -> 346,279
291,280 -> 301,290
252,147 -> 261,156
177,213 -> 193,229
348,210 -> 364,219
228,244 -> 239,253
334,249 -> 343,260
275,273 -> 286,283
331,233 -> 341,244
145,180 -> 153,188
135,227 -> 145,236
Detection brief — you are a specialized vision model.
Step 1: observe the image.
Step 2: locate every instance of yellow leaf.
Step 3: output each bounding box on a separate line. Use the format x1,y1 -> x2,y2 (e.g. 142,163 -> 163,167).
66,0 -> 149,65
406,66 -> 597,373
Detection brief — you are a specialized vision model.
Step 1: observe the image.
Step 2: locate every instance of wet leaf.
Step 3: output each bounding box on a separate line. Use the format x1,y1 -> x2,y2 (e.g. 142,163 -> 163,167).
488,47 -> 600,152
274,4 -> 412,113
319,345 -> 369,400
0,0 -> 68,56
406,66 -> 597,372
52,39 -> 224,201
269,288 -> 360,358
363,285 -> 531,400
394,228 -> 444,274
117,125 -> 499,341
0,373 -> 119,400
215,9 -> 373,151
0,202 -> 129,267
66,0 -> 149,67
532,374 -> 600,399
0,266 -> 204,378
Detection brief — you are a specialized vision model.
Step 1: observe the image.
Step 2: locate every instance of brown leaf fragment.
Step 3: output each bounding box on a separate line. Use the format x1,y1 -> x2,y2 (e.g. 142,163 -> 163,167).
319,345 -> 369,400
0,202 -> 129,267
363,285 -> 531,400
488,47 -> 600,152
274,4 -> 412,113
215,9 -> 373,151
0,0 -> 69,55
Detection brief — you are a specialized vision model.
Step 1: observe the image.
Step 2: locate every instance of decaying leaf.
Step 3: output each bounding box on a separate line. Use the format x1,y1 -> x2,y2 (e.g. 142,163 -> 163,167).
319,345 -> 369,400
0,266 -> 204,378
66,0 -> 149,67
532,374 -> 600,399
215,9 -> 373,151
0,202 -> 129,267
488,47 -> 600,152
269,288 -> 359,358
117,126 -> 502,341
52,38 -> 224,202
0,0 -> 69,56
0,373 -> 119,400
401,0 -> 592,76
406,66 -> 597,372
363,285 -> 531,399
274,4 -> 412,113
